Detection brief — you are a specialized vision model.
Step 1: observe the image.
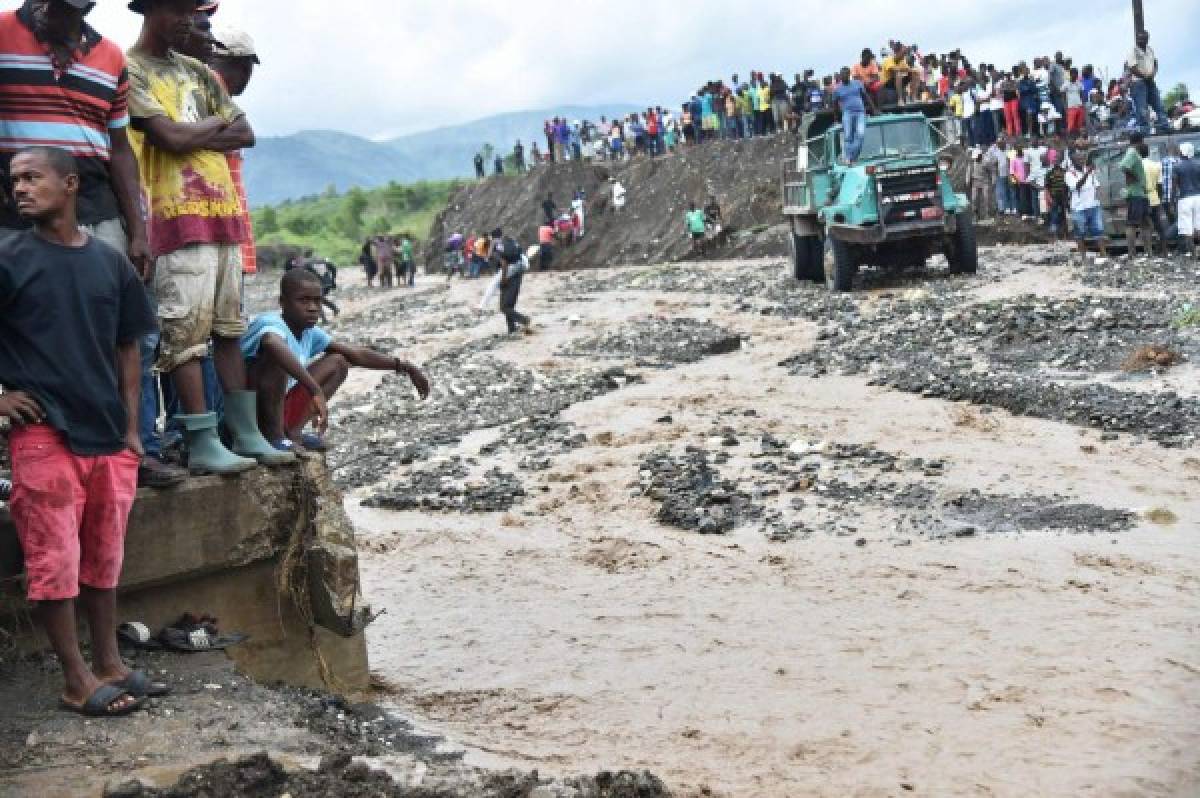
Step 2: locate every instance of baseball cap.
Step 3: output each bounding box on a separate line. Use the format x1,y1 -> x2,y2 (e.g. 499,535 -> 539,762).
213,26 -> 260,63
128,0 -> 208,14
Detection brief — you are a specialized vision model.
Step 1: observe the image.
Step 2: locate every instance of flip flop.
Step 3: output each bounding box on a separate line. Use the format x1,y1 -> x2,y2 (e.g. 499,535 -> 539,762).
158,625 -> 249,652
117,621 -> 163,650
113,669 -> 171,698
61,684 -> 144,718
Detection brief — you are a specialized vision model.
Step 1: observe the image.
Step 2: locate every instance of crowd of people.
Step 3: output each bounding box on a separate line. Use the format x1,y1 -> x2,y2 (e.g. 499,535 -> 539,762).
967,131 -> 1200,259
359,233 -> 416,288
468,32 -> 1190,178
465,31 -> 1197,259
0,0 -> 431,719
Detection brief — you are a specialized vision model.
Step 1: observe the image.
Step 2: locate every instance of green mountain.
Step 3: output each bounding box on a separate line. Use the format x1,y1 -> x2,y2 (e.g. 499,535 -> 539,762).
244,104 -> 639,206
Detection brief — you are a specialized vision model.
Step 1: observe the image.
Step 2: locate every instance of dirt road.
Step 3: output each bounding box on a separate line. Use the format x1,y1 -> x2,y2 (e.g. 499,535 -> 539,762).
303,247 -> 1200,797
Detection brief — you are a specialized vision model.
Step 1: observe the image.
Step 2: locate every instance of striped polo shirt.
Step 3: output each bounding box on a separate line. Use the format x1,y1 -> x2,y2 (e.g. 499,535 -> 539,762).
0,8 -> 130,227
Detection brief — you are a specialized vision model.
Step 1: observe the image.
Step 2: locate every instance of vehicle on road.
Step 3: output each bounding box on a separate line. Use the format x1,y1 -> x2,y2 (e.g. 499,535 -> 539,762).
782,103 -> 975,291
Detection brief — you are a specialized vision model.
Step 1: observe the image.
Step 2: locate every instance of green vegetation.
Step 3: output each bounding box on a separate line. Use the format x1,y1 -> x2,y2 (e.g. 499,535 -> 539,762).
251,178 -> 465,267
1164,82 -> 1190,109
1172,304 -> 1200,329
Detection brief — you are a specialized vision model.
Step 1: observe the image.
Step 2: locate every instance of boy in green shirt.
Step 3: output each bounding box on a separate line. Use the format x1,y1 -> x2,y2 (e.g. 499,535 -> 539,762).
686,203 -> 707,255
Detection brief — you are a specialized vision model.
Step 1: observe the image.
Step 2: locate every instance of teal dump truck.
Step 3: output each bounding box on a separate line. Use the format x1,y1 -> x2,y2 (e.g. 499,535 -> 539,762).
782,103 -> 976,291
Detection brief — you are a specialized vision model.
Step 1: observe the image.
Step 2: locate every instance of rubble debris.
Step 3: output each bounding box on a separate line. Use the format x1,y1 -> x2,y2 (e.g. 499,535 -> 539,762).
559,318 -> 743,367
638,447 -> 761,534
109,750 -> 670,798
1077,256 -> 1200,292
362,458 -> 526,513
939,491 -> 1138,535
480,416 -> 588,470
331,340 -> 640,488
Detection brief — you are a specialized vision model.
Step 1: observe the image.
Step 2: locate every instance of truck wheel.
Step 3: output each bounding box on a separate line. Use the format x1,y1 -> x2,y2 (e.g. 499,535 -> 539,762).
947,212 -> 979,275
825,237 -> 857,292
790,233 -> 823,282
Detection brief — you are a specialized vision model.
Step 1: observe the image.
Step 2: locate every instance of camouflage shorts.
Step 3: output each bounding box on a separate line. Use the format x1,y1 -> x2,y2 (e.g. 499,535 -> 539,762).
154,243 -> 245,372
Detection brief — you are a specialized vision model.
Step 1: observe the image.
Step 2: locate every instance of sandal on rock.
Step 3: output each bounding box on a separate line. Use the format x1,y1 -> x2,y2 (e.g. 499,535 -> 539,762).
61,684 -> 143,718
114,669 -> 171,698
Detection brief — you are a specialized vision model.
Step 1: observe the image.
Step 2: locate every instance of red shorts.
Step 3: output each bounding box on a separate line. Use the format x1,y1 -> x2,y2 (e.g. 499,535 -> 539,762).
8,425 -> 139,601
283,385 -> 312,431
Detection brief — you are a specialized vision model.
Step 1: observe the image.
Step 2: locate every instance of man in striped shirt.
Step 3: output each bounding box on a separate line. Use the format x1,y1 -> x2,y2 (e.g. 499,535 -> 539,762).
0,0 -> 187,489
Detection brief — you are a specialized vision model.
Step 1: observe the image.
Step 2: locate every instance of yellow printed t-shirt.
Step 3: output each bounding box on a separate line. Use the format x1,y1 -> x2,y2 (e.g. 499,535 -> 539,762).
1144,159 -> 1162,206
881,55 -> 909,85
126,50 -> 245,258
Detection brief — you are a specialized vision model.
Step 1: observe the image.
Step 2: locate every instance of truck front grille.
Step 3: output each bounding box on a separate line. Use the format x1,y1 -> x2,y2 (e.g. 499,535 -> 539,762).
878,167 -> 940,225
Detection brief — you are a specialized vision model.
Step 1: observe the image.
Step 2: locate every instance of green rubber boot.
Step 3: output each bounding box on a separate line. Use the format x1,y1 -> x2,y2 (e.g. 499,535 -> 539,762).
224,391 -> 298,467
179,412 -> 257,475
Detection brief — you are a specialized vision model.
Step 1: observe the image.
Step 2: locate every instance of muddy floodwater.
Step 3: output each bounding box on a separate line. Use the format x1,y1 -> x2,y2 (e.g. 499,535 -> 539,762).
287,246 -> 1200,797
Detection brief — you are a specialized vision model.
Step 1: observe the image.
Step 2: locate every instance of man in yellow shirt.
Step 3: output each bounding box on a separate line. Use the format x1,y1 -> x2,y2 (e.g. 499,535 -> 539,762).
755,80 -> 772,134
1141,143 -> 1167,255
127,0 -> 293,474
881,42 -> 911,106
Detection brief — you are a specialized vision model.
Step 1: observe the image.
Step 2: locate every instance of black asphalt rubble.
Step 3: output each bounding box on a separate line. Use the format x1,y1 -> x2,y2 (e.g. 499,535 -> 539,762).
106,752 -> 669,798
558,318 -> 743,367
362,458 -> 527,513
636,433 -> 1140,542
329,339 -> 641,489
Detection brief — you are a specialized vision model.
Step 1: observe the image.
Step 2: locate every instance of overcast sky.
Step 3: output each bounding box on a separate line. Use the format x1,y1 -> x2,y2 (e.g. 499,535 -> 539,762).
81,0 -> 1200,141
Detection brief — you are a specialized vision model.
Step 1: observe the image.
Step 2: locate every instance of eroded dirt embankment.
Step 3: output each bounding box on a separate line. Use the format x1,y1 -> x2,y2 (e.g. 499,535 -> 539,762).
425,135 -> 1054,275
426,135 -> 795,272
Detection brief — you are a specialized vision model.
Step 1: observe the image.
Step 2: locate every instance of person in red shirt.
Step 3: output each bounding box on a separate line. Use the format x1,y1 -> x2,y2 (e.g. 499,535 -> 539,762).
537,222 -> 555,269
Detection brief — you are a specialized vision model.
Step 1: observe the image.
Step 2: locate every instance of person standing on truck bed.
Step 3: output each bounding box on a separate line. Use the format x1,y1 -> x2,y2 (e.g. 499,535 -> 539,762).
1121,133 -> 1152,257
880,42 -> 912,106
1127,30 -> 1169,135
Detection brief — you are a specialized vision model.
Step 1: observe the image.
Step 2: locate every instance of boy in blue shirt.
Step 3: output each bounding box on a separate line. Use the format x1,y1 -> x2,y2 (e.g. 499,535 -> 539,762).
241,270 -> 430,451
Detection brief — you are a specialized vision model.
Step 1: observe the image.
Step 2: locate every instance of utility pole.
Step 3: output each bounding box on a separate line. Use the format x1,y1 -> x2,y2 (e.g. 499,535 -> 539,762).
1132,0 -> 1144,35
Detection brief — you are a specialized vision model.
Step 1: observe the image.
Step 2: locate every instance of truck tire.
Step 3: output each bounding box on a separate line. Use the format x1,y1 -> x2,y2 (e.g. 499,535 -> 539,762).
947,212 -> 979,275
790,233 -> 823,282
826,237 -> 857,292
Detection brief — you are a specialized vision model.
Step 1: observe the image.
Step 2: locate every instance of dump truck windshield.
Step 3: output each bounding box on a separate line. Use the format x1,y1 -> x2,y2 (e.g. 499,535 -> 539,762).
855,119 -> 931,160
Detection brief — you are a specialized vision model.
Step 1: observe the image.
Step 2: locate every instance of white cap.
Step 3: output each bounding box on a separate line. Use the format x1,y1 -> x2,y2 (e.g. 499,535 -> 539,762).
214,26 -> 260,63
1181,142 -> 1195,159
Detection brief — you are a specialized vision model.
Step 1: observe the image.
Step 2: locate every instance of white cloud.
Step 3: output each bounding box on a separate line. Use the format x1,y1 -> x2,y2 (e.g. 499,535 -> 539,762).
80,0 -> 1200,139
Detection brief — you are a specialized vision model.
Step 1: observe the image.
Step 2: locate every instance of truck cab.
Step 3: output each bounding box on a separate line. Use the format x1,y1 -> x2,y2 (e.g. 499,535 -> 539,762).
783,105 -> 976,291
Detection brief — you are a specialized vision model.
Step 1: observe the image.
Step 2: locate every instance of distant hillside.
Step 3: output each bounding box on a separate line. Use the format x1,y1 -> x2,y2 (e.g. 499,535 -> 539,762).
244,104 -> 639,206
242,130 -> 422,207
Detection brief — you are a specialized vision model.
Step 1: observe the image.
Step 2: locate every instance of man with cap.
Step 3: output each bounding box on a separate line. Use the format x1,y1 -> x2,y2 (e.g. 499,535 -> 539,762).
177,0 -> 217,61
126,0 -> 292,475
1175,142 -> 1200,259
209,26 -> 260,287
0,0 -> 185,489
